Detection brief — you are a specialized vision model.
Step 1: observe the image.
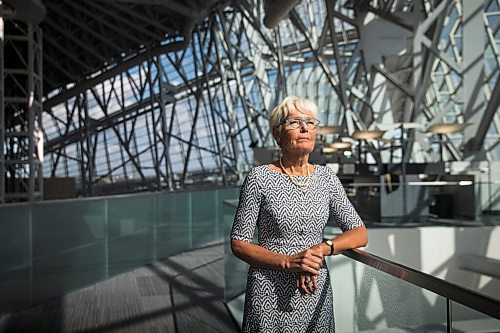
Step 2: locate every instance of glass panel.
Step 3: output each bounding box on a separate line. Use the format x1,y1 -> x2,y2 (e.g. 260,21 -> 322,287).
479,178 -> 500,212
0,206 -> 31,269
30,199 -> 108,304
156,191 -> 192,258
217,187 -> 240,239
32,242 -> 107,304
0,268 -> 31,313
107,194 -> 156,276
31,199 -> 107,259
451,300 -> 500,332
191,190 -> 218,245
218,187 -> 240,202
0,206 -> 32,312
330,254 -> 448,332
0,188 -> 241,314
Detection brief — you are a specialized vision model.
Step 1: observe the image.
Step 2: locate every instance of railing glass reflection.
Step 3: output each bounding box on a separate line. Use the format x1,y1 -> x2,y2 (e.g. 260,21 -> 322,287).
0,187 -> 239,315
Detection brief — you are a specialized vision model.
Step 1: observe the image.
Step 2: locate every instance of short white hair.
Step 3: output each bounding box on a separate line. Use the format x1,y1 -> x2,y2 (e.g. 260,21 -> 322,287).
269,96 -> 319,131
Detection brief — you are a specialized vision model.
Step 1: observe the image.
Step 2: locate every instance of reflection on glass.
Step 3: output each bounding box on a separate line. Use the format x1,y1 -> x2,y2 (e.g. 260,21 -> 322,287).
0,188 -> 231,313
451,300 -> 500,332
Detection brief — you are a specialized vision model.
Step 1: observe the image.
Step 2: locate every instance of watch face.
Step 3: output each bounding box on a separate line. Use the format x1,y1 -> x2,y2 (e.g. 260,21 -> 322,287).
324,240 -> 334,255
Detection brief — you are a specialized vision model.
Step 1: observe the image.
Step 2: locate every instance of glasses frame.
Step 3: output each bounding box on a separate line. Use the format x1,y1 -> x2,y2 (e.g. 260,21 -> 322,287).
276,117 -> 320,130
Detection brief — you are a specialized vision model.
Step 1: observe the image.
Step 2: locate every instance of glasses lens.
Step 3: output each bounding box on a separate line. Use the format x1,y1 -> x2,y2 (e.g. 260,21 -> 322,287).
284,118 -> 318,129
288,119 -> 301,129
306,119 -> 318,129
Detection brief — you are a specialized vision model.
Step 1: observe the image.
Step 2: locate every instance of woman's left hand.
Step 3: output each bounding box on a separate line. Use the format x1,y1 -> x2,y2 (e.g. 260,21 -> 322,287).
296,272 -> 317,295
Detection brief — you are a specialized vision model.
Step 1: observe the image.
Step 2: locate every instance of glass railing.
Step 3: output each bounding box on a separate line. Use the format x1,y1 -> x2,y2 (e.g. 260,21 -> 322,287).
223,200 -> 500,332
0,187 -> 239,314
337,248 -> 500,332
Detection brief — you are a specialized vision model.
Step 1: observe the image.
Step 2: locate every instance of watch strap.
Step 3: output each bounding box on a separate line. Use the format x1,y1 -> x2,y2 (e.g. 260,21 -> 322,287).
323,239 -> 334,256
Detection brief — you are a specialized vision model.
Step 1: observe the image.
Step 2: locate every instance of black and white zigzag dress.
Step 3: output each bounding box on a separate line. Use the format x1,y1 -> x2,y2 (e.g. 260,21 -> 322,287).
231,164 -> 364,333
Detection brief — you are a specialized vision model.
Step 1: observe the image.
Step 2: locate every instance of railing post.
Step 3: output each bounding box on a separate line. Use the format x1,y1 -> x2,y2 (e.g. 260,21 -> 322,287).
446,298 -> 452,333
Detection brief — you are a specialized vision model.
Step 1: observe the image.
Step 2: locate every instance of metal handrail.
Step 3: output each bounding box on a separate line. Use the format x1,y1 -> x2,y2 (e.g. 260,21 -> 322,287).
343,248 -> 500,321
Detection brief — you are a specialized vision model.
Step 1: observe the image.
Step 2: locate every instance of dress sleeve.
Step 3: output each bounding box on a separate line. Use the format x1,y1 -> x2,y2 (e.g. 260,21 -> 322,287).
230,168 -> 262,243
328,169 -> 365,232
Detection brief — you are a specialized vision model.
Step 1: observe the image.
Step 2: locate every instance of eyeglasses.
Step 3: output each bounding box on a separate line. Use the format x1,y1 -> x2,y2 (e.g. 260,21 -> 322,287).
276,117 -> 320,130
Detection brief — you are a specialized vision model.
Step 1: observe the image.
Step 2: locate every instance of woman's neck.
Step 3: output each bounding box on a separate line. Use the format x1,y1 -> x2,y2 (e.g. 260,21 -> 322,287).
280,155 -> 310,176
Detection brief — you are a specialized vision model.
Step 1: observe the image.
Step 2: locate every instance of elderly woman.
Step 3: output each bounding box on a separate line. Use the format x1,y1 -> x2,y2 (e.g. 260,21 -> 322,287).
230,96 -> 368,332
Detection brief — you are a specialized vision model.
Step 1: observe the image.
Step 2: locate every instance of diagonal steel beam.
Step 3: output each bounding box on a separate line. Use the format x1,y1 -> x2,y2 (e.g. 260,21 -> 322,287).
44,41 -> 190,109
372,64 -> 414,98
289,9 -> 342,99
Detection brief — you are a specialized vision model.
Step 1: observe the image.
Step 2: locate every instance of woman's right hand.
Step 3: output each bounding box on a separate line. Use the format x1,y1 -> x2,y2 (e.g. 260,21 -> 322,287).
286,247 -> 324,275
297,272 -> 317,295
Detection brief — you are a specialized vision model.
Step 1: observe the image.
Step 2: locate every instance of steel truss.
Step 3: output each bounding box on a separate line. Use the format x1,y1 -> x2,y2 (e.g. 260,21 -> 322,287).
33,0 -> 500,197
0,18 -> 43,203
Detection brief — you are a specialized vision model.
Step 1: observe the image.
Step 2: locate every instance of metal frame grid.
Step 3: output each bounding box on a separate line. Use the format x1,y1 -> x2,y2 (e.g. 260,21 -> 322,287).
1,0 -> 499,200
1,19 -> 43,202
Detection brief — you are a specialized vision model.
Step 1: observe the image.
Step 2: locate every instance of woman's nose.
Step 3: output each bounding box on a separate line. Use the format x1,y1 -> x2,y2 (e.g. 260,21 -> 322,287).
299,121 -> 309,131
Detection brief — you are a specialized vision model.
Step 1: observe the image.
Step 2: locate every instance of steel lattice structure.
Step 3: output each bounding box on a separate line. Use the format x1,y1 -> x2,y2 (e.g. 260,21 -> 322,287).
1,19 -> 44,202
1,0 -> 499,201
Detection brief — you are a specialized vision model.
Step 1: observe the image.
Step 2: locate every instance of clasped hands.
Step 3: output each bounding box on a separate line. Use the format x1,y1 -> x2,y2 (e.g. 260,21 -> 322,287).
287,243 -> 324,295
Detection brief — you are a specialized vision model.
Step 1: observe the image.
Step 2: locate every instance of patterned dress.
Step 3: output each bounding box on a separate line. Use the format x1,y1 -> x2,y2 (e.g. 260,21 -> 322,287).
230,164 -> 364,333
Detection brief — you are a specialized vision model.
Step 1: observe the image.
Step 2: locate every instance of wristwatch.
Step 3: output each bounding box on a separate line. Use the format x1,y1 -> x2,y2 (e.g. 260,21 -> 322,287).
323,239 -> 334,256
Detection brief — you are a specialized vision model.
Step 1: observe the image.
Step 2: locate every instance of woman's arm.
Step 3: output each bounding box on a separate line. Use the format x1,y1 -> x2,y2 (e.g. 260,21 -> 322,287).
231,239 -> 324,275
327,171 -> 368,254
322,225 -> 368,255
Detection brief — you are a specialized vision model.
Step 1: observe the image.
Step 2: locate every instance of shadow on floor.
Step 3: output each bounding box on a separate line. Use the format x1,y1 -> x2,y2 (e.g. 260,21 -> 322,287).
0,240 -> 238,333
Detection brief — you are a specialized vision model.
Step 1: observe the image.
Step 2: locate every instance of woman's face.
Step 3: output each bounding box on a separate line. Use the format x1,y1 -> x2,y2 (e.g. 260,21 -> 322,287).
275,107 -> 316,155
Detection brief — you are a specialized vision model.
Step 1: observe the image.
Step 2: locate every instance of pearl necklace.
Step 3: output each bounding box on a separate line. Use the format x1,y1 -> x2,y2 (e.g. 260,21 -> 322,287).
279,158 -> 311,192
